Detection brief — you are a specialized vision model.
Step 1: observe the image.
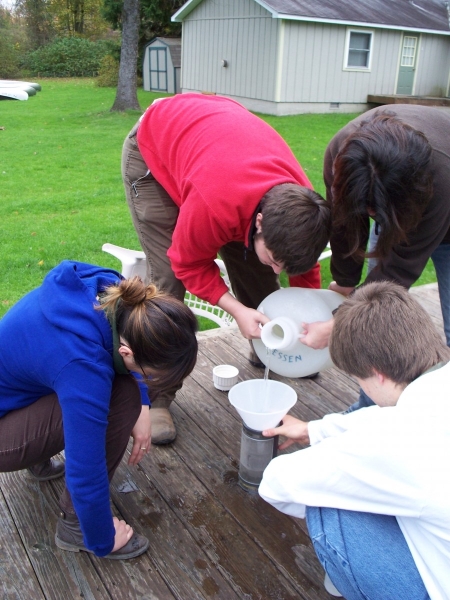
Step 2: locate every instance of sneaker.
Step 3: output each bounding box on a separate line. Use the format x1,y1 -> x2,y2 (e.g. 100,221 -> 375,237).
28,458 -> 65,481
55,511 -> 149,560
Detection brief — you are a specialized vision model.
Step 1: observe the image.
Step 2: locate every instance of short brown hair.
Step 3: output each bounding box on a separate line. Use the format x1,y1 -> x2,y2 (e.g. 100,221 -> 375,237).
329,281 -> 450,385
260,183 -> 331,275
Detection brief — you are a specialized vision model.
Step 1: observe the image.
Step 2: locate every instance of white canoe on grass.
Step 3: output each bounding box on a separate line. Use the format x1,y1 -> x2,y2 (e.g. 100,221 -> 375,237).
0,80 -> 42,91
0,80 -> 41,101
0,87 -> 29,101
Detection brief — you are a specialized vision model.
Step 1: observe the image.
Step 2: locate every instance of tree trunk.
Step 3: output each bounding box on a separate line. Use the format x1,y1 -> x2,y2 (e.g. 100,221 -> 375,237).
72,0 -> 85,34
111,0 -> 141,112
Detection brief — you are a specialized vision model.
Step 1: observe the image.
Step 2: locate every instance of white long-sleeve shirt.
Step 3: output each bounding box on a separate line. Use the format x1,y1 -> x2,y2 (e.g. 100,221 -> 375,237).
259,362 -> 450,600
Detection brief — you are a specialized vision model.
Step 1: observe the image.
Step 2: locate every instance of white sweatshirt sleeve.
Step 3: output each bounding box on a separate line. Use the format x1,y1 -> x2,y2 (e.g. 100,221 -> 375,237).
259,407 -> 425,520
308,405 -> 381,444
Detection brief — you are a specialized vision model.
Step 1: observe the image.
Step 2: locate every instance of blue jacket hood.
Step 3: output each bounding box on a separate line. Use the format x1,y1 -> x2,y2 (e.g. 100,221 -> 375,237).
39,260 -> 122,344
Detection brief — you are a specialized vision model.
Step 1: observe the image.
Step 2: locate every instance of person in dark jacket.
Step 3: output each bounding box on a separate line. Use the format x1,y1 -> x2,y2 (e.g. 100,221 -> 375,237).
302,105 -> 450,358
0,261 -> 198,559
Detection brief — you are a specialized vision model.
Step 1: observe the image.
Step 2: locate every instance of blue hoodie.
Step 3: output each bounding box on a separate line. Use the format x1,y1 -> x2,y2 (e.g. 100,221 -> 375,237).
0,261 -> 148,556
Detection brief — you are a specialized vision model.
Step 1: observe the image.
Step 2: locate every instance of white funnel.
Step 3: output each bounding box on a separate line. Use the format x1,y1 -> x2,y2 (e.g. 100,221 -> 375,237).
229,379 -> 297,431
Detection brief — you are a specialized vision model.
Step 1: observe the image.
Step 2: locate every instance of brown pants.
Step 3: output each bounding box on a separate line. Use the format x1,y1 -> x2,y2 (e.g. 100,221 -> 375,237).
0,375 -> 142,514
122,123 -> 280,406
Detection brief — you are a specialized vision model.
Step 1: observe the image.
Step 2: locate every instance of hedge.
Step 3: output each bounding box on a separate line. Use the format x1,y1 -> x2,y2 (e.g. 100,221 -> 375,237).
22,37 -> 117,77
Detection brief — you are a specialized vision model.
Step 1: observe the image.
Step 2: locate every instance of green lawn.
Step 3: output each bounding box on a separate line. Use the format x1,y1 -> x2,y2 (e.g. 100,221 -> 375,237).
1,79 -> 437,327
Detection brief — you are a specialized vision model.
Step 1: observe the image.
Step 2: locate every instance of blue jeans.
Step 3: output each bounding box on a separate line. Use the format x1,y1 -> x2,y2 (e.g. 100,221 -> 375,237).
306,507 -> 430,600
368,224 -> 450,346
430,243 -> 450,346
344,389 -> 372,412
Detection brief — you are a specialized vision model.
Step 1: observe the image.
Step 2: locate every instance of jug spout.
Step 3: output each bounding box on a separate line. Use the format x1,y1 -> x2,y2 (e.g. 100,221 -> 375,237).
252,287 -> 345,378
260,317 -> 300,351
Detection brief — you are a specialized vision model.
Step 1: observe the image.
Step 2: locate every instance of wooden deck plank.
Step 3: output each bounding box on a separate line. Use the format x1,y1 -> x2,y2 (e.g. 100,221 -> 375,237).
110,461 -> 239,600
167,401 -> 328,600
0,470 -> 110,600
0,284 -> 443,599
121,438 -> 301,600
0,484 -> 45,600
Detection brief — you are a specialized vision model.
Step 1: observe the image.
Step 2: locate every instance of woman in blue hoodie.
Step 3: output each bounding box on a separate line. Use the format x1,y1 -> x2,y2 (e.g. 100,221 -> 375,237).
0,260 -> 198,559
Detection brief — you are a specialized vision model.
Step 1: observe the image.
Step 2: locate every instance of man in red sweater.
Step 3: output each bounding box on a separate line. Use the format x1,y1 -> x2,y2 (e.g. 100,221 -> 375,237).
122,93 -> 330,444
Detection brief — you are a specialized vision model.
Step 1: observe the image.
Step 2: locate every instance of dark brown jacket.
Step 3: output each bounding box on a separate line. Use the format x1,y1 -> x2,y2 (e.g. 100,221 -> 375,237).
324,105 -> 450,288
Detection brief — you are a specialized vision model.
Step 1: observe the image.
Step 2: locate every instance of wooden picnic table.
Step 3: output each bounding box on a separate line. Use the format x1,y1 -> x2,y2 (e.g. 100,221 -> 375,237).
0,284 -> 442,600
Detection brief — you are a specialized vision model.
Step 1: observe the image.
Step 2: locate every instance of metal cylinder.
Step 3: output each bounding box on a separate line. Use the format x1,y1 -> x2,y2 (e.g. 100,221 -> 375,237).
238,423 -> 278,493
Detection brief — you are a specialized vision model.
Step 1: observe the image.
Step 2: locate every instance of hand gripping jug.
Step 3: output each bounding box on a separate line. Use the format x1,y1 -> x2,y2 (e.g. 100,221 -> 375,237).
252,288 -> 344,377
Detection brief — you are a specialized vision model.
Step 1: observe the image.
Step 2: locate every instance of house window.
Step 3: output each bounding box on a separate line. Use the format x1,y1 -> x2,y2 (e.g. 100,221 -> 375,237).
401,37 -> 417,67
344,30 -> 373,70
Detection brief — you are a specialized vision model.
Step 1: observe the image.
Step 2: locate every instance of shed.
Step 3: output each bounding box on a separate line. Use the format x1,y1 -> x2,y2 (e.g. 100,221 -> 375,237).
172,0 -> 450,115
142,37 -> 181,94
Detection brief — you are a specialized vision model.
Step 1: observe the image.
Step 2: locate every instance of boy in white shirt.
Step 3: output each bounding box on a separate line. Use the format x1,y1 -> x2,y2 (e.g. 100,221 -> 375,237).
259,281 -> 450,600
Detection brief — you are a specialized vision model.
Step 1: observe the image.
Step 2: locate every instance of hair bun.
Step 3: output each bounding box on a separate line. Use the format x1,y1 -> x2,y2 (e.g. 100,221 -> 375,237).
119,276 -> 149,306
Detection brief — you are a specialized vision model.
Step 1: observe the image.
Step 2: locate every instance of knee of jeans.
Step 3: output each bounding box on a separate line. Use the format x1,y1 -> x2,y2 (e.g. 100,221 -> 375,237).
307,507 -> 350,564
306,506 -> 327,546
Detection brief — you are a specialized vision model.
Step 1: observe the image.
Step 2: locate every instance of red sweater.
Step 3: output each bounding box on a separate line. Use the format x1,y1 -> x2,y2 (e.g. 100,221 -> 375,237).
137,94 -> 316,305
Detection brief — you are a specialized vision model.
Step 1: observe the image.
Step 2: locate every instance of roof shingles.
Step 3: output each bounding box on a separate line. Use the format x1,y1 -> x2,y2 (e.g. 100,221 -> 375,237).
264,0 -> 450,32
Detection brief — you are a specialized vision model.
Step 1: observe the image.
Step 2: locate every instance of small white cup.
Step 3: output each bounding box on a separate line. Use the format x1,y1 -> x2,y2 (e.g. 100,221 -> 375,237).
213,365 -> 239,391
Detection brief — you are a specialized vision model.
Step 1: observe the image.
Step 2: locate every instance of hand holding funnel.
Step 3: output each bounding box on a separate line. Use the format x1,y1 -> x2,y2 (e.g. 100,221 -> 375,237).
229,379 -> 297,492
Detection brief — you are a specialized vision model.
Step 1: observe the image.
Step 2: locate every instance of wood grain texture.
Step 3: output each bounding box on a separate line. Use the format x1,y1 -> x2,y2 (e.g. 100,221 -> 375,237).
0,284 -> 442,599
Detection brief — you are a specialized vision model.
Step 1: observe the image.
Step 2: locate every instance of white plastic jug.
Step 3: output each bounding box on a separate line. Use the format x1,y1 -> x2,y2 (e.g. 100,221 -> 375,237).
253,288 -> 344,377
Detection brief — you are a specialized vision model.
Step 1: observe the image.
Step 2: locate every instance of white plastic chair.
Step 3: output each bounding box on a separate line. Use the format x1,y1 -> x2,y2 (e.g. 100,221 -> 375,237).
101,243 -> 332,329
319,247 -> 332,261
101,243 -> 235,328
